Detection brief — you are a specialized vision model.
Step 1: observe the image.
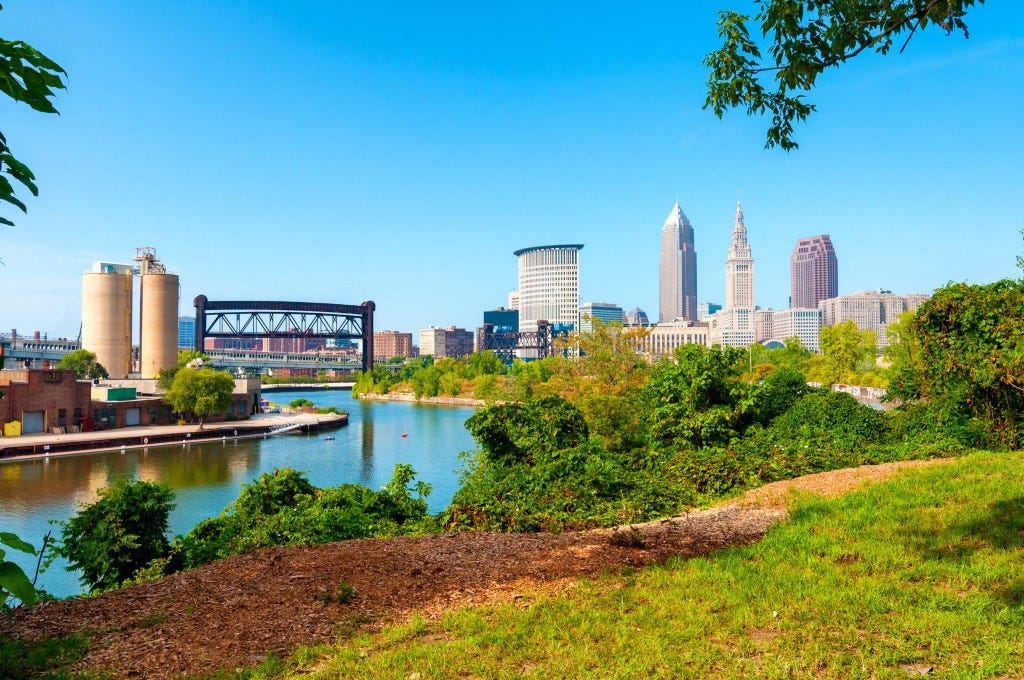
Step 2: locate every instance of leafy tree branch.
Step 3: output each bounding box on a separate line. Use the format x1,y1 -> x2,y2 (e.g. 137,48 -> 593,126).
0,3 -> 66,227
704,0 -> 982,150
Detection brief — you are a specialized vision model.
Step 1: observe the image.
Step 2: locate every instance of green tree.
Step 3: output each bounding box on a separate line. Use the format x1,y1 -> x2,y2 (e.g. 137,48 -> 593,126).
812,320 -> 876,386
164,367 -> 235,427
704,0 -> 982,150
465,396 -> 589,466
56,348 -> 109,379
1,7 -> 66,227
547,318 -> 651,452
887,279 -> 1024,446
51,478 -> 175,592
156,349 -> 210,390
643,344 -> 747,449
466,351 -> 506,377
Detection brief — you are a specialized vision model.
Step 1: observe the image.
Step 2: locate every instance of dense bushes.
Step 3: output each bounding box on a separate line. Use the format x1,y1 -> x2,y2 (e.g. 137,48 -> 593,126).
50,479 -> 175,592
52,466 -> 433,591
173,465 -> 432,570
448,396 -> 694,532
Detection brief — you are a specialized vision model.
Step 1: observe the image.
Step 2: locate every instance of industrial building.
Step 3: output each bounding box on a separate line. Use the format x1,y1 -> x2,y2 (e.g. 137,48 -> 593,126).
80,247 -> 180,380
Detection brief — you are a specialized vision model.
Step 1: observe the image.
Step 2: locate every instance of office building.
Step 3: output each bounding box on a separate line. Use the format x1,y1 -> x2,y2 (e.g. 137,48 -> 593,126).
579,302 -> 624,333
640,320 -> 709,358
515,244 -> 583,334
707,308 -> 756,348
624,307 -> 650,327
177,316 -> 196,350
791,235 -> 838,309
819,290 -> 930,348
725,201 -> 754,310
768,308 -> 822,352
373,331 -> 413,360
696,302 -> 722,321
419,326 -> 474,359
659,201 -> 697,322
476,308 -> 520,354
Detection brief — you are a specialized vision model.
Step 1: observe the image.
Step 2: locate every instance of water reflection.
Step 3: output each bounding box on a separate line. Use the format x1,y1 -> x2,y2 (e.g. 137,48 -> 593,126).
0,389 -> 476,598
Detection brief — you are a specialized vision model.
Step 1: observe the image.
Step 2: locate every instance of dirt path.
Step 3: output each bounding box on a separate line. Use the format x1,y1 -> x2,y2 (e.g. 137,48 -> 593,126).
1,459 -> 946,679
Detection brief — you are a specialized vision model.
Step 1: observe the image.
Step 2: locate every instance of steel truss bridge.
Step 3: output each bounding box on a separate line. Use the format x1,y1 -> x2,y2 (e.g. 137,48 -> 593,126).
194,296 -> 375,373
479,320 -> 553,362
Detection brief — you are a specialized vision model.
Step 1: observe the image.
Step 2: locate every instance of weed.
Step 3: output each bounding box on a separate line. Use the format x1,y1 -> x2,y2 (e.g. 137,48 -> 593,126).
609,526 -> 646,548
138,612 -> 166,628
317,578 -> 357,606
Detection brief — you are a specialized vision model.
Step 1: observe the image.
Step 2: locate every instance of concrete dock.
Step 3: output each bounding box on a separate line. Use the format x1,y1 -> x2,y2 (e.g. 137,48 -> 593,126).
0,412 -> 348,461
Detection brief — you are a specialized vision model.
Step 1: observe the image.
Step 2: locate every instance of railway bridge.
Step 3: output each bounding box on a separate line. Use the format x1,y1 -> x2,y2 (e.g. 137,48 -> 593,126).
193,296 -> 375,373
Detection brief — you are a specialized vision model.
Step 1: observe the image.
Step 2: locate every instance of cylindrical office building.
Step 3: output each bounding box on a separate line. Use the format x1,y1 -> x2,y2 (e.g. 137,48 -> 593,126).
81,262 -> 134,379
514,244 -> 583,334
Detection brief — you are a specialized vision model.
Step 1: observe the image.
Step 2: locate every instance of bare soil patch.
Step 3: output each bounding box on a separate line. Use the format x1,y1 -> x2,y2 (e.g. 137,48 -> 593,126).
1,458 -> 947,679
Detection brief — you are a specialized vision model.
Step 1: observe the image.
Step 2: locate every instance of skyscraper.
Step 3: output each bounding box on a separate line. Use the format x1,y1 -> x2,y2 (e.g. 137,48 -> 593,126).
724,201 -> 754,310
791,235 -> 838,309
658,201 -> 697,322
515,244 -> 583,333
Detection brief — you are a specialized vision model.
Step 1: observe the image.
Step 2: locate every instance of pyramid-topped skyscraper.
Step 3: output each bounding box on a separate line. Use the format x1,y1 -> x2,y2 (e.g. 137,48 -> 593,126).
658,201 -> 697,322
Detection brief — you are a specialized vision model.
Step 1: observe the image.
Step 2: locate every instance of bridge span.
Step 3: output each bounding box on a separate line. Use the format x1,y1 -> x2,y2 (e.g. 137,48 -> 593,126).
203,349 -> 362,373
194,296 -> 375,373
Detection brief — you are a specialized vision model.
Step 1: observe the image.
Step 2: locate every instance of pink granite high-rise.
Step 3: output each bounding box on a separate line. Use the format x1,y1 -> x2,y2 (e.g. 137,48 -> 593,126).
790,235 -> 838,308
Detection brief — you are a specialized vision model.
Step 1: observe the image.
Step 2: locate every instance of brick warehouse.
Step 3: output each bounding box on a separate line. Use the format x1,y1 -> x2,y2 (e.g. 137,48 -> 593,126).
0,369 -> 91,434
1,369 -> 258,436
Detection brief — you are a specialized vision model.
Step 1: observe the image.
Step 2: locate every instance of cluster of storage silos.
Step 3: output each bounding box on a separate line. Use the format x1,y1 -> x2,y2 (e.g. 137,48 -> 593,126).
80,248 -> 179,380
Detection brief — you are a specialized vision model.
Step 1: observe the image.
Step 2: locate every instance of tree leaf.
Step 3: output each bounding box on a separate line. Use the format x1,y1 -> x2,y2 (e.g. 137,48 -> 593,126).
0,560 -> 37,607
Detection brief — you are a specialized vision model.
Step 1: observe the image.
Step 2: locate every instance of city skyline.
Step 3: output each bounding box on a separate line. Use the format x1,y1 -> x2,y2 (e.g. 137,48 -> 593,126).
1,3 -> 1021,338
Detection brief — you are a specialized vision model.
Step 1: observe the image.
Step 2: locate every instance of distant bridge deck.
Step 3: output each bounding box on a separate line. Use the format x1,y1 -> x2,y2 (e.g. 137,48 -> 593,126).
204,349 -> 362,371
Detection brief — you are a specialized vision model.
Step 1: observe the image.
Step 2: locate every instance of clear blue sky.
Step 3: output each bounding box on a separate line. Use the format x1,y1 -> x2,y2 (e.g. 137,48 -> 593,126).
2,2 -> 1022,339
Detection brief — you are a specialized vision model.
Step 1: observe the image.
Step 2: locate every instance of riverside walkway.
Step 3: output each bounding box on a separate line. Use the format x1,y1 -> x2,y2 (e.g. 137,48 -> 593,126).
0,412 -> 347,461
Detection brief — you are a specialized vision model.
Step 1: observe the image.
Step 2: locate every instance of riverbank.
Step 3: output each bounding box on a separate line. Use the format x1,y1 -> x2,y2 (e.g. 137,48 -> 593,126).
356,391 -> 485,407
260,382 -> 355,392
0,412 -> 348,462
0,457 -> 962,679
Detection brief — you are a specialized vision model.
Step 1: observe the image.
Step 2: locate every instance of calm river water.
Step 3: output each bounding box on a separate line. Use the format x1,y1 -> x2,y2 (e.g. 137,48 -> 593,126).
0,389 -> 476,598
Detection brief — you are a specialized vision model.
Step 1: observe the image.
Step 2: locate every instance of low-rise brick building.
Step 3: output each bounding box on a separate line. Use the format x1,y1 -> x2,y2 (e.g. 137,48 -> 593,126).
0,369 -> 91,434
1,370 -> 259,436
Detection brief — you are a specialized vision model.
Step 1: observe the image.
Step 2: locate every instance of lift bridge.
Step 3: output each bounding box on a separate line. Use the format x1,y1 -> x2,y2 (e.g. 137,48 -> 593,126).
194,296 -> 375,373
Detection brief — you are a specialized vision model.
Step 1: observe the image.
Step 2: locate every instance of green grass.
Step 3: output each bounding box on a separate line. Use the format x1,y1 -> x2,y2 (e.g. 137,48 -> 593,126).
263,451 -> 1024,679
0,633 -> 92,679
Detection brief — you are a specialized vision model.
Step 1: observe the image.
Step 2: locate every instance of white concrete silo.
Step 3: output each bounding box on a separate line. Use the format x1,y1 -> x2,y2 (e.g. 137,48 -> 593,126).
81,262 -> 134,379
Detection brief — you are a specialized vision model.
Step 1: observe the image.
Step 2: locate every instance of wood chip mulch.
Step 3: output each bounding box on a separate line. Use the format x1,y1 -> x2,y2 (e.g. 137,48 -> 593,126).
0,458 -> 946,679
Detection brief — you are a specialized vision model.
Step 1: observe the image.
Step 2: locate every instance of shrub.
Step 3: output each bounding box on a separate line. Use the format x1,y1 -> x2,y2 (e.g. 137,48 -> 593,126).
51,478 -> 175,592
465,396 -> 589,466
763,389 -> 888,450
175,466 -> 433,569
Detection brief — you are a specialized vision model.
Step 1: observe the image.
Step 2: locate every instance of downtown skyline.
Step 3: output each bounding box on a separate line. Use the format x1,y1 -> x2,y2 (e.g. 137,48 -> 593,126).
1,2 -> 1021,338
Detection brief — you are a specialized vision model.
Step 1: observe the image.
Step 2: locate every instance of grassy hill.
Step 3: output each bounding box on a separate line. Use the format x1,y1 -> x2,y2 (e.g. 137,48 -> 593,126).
262,451 -> 1023,679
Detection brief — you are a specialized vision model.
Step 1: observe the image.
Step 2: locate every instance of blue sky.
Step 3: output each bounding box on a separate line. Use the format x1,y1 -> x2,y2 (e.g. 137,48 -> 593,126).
2,2 -> 1022,339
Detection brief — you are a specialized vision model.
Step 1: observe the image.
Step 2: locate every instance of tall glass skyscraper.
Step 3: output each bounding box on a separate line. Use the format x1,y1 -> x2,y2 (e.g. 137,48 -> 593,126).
659,201 -> 697,322
790,235 -> 838,309
177,315 -> 196,350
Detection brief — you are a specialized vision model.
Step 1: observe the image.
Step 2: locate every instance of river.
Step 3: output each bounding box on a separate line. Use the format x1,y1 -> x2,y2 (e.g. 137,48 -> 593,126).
0,389 -> 477,598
